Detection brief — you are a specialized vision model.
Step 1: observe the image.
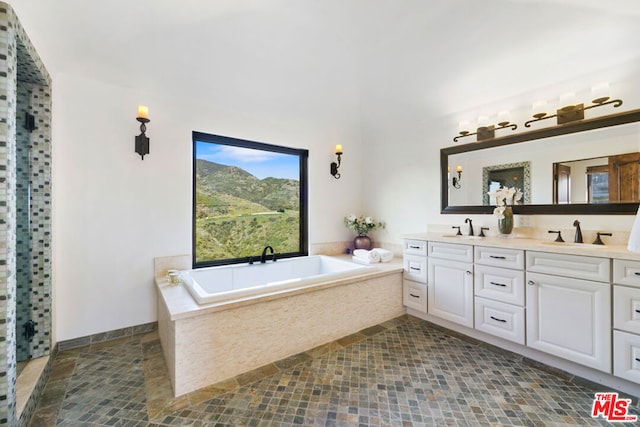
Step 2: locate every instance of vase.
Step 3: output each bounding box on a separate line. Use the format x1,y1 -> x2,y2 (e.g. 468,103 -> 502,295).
498,206 -> 514,235
353,235 -> 372,250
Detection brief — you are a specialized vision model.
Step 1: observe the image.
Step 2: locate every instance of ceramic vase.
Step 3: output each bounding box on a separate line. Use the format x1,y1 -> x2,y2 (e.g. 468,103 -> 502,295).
498,206 -> 514,234
353,235 -> 372,250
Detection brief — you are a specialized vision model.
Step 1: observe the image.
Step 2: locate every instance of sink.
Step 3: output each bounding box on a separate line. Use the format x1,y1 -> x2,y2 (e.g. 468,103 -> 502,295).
540,241 -> 608,249
441,234 -> 484,240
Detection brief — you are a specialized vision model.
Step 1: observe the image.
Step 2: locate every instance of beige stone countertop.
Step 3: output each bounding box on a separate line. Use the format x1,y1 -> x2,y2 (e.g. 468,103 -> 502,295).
156,255 -> 404,321
403,232 -> 640,261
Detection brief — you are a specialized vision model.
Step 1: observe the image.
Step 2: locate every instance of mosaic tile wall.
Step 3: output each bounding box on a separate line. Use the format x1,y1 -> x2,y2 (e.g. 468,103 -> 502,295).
0,3 -> 52,425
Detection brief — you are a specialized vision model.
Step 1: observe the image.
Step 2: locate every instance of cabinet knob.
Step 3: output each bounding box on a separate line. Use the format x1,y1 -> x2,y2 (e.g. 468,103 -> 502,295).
466,270 -> 472,275
527,280 -> 535,286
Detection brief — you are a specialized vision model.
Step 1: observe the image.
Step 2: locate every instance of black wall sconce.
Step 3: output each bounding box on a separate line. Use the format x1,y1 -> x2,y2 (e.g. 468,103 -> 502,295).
330,144 -> 342,179
135,105 -> 150,160
24,112 -> 36,132
451,165 -> 462,189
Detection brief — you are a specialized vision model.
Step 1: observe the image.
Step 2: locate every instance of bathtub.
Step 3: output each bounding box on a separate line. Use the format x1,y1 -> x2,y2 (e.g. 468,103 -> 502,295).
180,255 -> 372,305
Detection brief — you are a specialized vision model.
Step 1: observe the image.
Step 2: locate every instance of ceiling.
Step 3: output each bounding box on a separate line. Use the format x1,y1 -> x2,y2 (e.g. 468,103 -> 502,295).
9,0 -> 640,118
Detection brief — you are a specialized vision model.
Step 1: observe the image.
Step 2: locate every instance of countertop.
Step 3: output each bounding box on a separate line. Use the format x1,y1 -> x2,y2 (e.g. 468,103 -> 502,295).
403,232 -> 640,261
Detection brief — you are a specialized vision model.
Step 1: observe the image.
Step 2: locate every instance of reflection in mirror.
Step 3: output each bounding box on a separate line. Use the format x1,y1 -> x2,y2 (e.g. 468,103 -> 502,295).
553,153 -> 640,204
482,162 -> 530,205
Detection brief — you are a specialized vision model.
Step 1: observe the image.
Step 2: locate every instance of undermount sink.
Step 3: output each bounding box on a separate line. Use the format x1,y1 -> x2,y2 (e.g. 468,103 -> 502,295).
441,234 -> 484,240
540,241 -> 608,249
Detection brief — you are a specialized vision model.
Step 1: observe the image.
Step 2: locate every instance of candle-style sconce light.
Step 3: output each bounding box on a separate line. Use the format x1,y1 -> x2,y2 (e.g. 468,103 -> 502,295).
524,84 -> 623,128
330,144 -> 343,179
452,165 -> 462,189
453,112 -> 517,142
135,105 -> 150,160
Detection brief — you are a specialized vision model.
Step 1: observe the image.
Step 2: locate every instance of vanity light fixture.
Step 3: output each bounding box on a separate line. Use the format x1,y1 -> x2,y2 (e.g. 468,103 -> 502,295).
135,105 -> 150,160
452,165 -> 462,189
330,144 -> 342,179
454,112 -> 517,142
524,85 -> 622,128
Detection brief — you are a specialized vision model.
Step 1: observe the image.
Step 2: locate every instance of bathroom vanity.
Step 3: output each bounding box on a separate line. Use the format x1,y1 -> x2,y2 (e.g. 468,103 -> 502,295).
403,233 -> 640,397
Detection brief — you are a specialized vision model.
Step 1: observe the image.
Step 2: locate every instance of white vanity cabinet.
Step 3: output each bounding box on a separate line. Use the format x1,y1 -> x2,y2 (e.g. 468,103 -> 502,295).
613,258 -> 640,383
402,239 -> 427,313
525,251 -> 611,372
473,246 -> 525,345
427,242 -> 474,327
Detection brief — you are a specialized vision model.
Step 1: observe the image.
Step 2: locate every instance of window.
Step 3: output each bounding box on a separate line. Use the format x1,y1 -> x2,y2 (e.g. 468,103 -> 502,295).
192,132 -> 308,267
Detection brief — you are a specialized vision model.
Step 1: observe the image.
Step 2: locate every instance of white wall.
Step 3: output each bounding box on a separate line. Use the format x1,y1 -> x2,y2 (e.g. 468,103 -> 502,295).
52,71 -> 364,341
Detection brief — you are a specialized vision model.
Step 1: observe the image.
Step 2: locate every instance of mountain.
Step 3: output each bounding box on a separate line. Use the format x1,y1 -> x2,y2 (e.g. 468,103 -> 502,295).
195,159 -> 299,218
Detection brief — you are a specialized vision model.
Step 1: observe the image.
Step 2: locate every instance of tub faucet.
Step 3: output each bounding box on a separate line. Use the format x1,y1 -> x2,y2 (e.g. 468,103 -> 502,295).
260,246 -> 275,263
465,218 -> 474,236
573,220 -> 583,243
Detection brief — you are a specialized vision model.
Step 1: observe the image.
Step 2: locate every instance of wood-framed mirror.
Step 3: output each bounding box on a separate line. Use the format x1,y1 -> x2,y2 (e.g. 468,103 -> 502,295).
441,108 -> 640,214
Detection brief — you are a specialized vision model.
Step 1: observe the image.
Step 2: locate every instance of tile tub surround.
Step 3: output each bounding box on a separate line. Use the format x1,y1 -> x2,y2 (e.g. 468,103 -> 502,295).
156,255 -> 404,396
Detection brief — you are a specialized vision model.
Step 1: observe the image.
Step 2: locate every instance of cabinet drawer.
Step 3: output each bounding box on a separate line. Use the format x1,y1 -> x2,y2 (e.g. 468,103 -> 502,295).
403,254 -> 427,283
403,239 -> 427,256
614,285 -> 640,335
613,259 -> 640,288
428,242 -> 473,263
403,279 -> 427,313
474,265 -> 525,306
613,330 -> 640,384
475,246 -> 524,270
474,297 -> 525,345
526,251 -> 610,283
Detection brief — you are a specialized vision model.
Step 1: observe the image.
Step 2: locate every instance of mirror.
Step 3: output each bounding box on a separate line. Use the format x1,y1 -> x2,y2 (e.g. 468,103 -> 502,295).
441,109 -> 640,214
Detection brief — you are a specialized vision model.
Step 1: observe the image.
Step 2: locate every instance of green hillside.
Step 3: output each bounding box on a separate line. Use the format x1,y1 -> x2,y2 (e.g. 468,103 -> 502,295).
194,159 -> 300,261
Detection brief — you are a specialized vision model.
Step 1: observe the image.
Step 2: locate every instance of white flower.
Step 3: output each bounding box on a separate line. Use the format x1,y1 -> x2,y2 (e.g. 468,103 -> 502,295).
493,206 -> 506,219
365,216 -> 373,224
488,186 -> 521,218
347,213 -> 357,222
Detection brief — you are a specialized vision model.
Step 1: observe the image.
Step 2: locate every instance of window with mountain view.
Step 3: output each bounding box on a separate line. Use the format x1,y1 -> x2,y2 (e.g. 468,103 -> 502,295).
192,132 -> 308,267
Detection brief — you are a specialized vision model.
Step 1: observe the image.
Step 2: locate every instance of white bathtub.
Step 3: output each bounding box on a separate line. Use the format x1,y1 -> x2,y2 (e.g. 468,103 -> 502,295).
180,255 -> 372,305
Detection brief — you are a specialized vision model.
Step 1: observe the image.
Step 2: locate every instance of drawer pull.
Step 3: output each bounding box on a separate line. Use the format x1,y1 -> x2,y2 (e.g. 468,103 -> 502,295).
490,316 -> 507,323
635,309 -> 640,314
489,281 -> 507,287
409,293 -> 420,298
635,272 -> 640,276
489,255 -> 506,260
409,267 -> 421,271
636,358 -> 640,363
409,245 -> 421,249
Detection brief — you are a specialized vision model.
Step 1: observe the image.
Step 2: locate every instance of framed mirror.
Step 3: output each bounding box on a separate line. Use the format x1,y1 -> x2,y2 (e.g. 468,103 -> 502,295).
441,108 -> 640,214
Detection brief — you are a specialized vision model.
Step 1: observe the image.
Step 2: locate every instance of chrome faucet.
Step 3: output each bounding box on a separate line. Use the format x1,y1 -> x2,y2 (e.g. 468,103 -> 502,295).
573,220 -> 583,243
260,245 -> 276,263
465,218 -> 474,236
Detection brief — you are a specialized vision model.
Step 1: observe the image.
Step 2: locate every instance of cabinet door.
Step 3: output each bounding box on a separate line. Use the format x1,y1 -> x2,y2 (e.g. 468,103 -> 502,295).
428,258 -> 473,328
613,330 -> 640,383
403,279 -> 427,313
526,272 -> 611,372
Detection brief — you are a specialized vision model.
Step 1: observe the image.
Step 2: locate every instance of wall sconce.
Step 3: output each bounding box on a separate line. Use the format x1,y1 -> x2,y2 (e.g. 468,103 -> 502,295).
454,112 -> 517,142
452,165 -> 462,189
135,105 -> 150,160
524,84 -> 622,127
330,144 -> 342,179
24,112 -> 36,132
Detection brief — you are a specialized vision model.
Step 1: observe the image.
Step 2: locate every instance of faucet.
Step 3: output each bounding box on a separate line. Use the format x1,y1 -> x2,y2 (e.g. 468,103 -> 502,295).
260,246 -> 276,263
465,218 -> 474,236
573,220 -> 583,243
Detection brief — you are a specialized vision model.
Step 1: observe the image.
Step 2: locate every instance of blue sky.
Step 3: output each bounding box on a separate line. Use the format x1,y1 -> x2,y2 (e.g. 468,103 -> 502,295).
195,141 -> 300,180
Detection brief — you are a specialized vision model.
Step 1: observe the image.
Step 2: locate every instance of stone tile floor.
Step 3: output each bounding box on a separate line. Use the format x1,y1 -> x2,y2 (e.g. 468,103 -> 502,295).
29,316 -> 639,426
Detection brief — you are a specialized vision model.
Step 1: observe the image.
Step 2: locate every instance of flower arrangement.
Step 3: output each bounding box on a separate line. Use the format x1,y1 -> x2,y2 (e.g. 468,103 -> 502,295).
487,187 -> 522,219
345,214 -> 384,236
